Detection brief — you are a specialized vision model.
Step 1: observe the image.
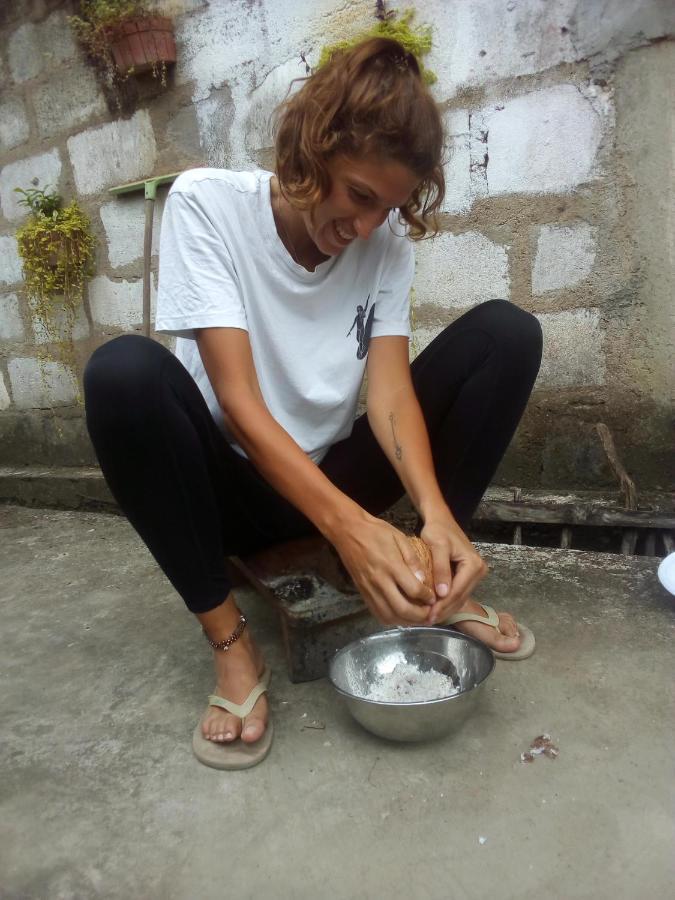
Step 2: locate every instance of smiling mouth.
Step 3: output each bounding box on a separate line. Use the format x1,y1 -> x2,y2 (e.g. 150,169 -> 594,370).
334,221 -> 354,244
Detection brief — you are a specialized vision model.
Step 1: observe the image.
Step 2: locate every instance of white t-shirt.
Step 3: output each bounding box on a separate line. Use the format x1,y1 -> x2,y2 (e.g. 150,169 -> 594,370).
155,168 -> 414,463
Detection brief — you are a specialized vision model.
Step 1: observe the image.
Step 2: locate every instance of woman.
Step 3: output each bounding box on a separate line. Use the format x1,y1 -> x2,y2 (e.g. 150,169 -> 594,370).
84,38 -> 542,769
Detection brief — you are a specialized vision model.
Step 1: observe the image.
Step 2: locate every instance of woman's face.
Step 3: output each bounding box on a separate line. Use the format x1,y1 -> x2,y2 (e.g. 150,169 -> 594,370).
301,155 -> 421,257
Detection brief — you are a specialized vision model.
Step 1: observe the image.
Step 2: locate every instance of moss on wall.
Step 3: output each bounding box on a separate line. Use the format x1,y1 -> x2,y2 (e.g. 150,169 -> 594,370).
317,9 -> 436,84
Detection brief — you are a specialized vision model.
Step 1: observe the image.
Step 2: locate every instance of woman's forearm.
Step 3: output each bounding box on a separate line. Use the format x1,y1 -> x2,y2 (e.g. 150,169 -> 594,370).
367,388 -> 455,524
365,336 -> 457,528
197,327 -> 365,540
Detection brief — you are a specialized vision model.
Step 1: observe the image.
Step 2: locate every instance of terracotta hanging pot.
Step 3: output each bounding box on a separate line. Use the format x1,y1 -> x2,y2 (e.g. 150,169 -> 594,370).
106,16 -> 176,76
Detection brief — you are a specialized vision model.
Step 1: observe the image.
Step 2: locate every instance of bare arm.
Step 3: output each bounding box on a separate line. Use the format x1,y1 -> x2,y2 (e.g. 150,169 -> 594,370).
197,326 -> 355,535
365,335 -> 487,620
196,327 -> 434,623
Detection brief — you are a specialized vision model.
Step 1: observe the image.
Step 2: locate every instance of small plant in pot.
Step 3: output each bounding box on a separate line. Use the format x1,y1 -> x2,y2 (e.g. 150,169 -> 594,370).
15,185 -> 96,364
70,0 -> 176,88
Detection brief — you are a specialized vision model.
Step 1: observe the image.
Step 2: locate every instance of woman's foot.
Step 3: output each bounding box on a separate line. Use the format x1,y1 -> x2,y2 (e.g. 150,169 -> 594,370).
447,597 -> 521,654
201,632 -> 269,745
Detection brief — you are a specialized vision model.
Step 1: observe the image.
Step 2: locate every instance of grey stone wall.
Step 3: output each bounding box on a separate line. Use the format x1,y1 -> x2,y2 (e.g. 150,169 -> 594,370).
0,0 -> 673,489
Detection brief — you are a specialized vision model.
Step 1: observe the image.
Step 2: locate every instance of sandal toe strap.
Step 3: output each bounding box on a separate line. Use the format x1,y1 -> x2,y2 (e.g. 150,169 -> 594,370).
445,603 -> 500,628
208,681 -> 268,719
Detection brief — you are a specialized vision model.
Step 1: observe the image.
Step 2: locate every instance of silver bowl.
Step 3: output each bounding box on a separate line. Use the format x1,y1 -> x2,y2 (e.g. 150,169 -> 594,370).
329,627 -> 494,742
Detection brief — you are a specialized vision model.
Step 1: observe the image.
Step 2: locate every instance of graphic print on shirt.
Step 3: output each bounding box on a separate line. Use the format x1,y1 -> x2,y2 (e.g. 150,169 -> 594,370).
347,294 -> 376,360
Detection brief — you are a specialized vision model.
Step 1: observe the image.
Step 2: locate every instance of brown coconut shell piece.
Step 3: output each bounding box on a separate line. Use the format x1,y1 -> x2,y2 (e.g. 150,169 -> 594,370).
408,536 -> 434,590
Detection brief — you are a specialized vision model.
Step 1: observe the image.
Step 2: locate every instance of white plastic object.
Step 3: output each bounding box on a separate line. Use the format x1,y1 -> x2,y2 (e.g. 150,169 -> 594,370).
657,552 -> 675,595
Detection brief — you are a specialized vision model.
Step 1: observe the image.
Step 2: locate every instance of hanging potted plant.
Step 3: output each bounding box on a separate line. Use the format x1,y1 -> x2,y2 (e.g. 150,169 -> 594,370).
70,0 -> 176,87
14,185 -> 96,360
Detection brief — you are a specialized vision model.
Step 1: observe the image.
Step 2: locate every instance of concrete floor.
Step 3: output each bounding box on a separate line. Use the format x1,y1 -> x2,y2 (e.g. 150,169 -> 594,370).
1,504 -> 674,900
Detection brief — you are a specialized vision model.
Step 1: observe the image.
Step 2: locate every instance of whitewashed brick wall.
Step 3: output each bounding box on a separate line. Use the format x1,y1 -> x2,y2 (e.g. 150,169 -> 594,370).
532,224 -> 597,294
414,232 -> 510,310
470,85 -> 605,196
0,294 -> 24,340
99,196 -> 164,268
7,357 -> 78,409
0,235 -> 22,286
0,371 -> 10,410
0,0 -> 672,484
0,148 -> 63,222
67,111 -> 158,196
0,96 -> 30,153
537,308 -> 605,387
89,275 -> 157,331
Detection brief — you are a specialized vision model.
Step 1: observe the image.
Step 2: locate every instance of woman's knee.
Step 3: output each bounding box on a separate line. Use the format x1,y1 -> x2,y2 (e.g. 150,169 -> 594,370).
471,299 -> 542,363
84,335 -> 169,405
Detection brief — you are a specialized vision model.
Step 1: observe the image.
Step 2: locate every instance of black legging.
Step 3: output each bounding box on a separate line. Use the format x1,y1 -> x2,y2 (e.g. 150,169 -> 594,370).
84,299 -> 542,614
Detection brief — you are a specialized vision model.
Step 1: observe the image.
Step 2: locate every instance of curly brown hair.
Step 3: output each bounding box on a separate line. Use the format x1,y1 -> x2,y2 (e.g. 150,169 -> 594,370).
274,37 -> 445,239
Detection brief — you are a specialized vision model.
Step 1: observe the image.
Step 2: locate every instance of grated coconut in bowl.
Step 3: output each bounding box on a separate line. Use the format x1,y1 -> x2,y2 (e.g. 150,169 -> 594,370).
365,662 -> 459,703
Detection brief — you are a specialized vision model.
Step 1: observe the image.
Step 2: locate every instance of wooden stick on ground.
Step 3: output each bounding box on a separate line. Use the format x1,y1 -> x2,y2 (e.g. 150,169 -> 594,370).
595,423 -> 638,511
512,487 -> 522,546
595,422 -> 638,555
645,531 -> 657,557
620,530 -> 639,555
560,526 -> 573,549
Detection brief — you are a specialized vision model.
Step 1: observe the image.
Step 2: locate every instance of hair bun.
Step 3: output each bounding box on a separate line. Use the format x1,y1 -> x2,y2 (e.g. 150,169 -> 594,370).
372,37 -> 420,76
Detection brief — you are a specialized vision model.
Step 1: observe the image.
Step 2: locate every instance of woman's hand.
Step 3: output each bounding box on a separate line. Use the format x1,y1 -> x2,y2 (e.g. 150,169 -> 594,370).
419,516 -> 488,624
330,514 -> 436,625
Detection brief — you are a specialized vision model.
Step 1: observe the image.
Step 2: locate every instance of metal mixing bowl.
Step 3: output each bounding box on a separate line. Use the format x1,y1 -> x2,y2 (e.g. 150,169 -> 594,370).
329,627 -> 494,742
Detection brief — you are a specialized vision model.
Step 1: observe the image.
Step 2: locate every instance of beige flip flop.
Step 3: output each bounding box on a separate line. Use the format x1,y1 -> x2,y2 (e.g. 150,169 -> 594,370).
192,666 -> 273,769
443,603 -> 535,660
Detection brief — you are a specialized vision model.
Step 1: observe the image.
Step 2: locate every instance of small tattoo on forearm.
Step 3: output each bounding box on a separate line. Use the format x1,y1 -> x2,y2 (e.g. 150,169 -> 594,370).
388,412 -> 402,460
